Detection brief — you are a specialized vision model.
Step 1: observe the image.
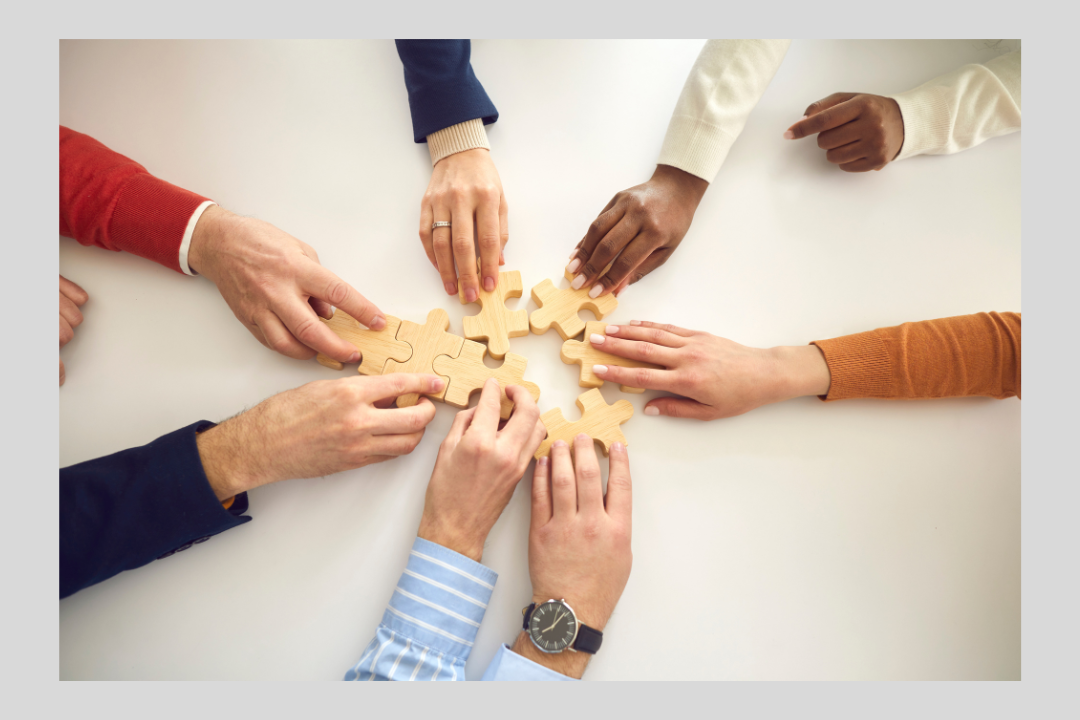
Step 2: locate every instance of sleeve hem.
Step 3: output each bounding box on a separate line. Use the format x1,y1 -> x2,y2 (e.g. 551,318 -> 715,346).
427,119 -> 490,166
179,201 -> 216,276
889,86 -> 953,160
811,334 -> 895,401
657,115 -> 734,182
480,644 -> 578,681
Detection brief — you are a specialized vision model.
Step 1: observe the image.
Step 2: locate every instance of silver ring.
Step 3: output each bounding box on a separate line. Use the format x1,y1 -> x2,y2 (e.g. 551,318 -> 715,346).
432,221 -> 452,230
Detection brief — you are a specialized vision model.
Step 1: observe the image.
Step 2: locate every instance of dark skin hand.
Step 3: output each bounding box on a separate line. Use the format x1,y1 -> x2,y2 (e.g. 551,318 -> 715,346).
567,164 -> 708,298
785,93 -> 905,172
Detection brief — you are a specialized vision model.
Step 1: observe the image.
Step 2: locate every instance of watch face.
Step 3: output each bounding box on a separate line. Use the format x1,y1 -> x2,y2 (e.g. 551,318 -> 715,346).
528,600 -> 578,653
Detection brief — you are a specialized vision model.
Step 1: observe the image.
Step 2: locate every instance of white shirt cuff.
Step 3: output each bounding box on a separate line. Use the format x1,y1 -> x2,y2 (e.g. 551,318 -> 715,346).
179,200 -> 216,276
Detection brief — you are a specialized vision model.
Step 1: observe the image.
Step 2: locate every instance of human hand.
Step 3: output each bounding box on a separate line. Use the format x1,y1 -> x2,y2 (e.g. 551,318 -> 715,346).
418,148 -> 508,302
194,373 -> 444,501
566,164 -> 707,299
59,275 -> 89,386
188,205 -> 387,363
511,435 -> 633,678
588,321 -> 831,420
417,378 -> 546,562
784,93 -> 905,172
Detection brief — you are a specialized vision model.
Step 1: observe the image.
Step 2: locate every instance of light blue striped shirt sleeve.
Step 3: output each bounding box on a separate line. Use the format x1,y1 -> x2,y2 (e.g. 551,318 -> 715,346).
344,536 -> 576,681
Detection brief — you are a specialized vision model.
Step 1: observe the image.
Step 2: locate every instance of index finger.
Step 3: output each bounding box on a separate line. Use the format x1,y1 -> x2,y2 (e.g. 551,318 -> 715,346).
785,100 -> 861,140
499,384 -> 542,445
477,194 -> 501,293
467,377 -> 504,437
452,201 -> 479,303
304,265 -> 387,332
273,297 -> 360,362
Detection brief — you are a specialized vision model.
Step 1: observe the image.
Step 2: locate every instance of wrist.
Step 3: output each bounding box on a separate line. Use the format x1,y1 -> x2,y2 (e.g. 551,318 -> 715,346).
652,164 -> 709,208
416,516 -> 486,563
511,631 -> 590,680
194,411 -> 269,501
771,345 -> 831,399
187,204 -> 229,277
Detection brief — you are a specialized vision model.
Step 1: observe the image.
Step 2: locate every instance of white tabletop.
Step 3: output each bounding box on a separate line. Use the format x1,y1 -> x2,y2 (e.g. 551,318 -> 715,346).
59,39 -> 1020,680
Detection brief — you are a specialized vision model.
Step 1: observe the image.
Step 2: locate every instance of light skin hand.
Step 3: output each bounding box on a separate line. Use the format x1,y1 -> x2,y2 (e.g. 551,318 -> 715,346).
59,275 -> 89,386
194,373 -> 444,501
567,164 -> 708,299
589,321 -> 832,420
511,435 -> 633,679
784,93 -> 905,172
418,148 -> 508,302
417,379 -> 547,562
188,205 -> 387,364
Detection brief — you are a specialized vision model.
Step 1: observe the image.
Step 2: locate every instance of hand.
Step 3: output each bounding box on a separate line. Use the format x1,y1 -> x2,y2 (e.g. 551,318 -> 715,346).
59,275 -> 89,386
566,164 -> 708,299
511,435 -> 633,679
418,148 -> 508,302
417,378 -> 546,562
784,93 -> 905,172
194,373 -> 444,501
588,321 -> 831,420
188,205 -> 387,363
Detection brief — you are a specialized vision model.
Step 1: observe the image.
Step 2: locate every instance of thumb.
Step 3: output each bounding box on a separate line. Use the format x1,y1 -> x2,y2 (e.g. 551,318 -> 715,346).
644,397 -> 715,421
804,92 -> 857,117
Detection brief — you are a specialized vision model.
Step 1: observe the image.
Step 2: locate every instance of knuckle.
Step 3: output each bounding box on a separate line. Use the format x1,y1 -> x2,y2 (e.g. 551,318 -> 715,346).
60,325 -> 74,344
649,328 -> 666,343
581,521 -> 602,540
478,232 -> 500,249
632,368 -> 653,386
587,219 -> 605,237
269,336 -> 293,354
452,236 -> 473,253
324,280 -> 350,307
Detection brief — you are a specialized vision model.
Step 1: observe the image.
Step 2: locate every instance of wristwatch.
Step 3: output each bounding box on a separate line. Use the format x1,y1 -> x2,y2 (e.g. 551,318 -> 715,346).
521,599 -> 603,654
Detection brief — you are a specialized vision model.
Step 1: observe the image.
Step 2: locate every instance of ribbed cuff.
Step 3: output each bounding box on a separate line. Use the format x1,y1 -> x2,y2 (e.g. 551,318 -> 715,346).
111,173 -> 212,274
427,119 -> 491,166
657,115 -> 734,182
889,86 -> 952,161
811,332 -> 894,401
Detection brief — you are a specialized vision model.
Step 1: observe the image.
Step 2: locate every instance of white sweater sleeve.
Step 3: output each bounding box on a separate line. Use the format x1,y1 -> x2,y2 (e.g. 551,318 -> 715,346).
657,39 -> 791,182
889,49 -> 1021,161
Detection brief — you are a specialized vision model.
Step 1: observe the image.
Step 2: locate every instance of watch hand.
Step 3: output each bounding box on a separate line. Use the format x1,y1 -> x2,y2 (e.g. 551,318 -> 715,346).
543,610 -> 567,634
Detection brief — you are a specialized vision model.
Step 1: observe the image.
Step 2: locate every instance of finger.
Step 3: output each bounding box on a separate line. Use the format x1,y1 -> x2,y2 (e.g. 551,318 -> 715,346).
303,265 -> 387,332
825,140 -> 869,166
499,193 -> 509,255
499,384 -> 542,446
816,119 -> 863,151
477,193 -> 501,293
576,217 -> 637,288
370,400 -> 438,436
839,157 -> 883,173
468,377 -> 504,438
59,292 -> 84,328
59,275 -> 89,306
432,205 -> 456,295
587,332 -> 679,367
803,92 -> 858,118
59,315 -> 74,348
604,442 -> 632,523
308,297 -> 334,320
645,397 -> 715,420
785,98 -> 861,140
625,247 -> 674,287
274,293 -> 360,363
369,430 -> 427,457
592,363 -> 680,393
623,320 -> 697,337
593,235 -> 660,295
352,373 -> 446,403
569,203 -> 624,277
59,357 -> 66,386
531,455 -> 552,527
419,202 -> 438,269
550,439 -> 576,517
446,405 -> 479,445
255,313 -> 317,360
573,434 -> 604,515
603,322 -> 688,348
451,200 -> 479,303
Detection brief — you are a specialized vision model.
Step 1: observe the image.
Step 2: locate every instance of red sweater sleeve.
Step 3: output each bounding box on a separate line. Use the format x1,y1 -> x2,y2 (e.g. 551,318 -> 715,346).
59,126 -> 210,273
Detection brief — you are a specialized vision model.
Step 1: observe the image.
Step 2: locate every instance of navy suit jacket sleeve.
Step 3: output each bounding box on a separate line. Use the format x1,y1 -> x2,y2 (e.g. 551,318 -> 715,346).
396,39 -> 498,143
60,421 -> 251,599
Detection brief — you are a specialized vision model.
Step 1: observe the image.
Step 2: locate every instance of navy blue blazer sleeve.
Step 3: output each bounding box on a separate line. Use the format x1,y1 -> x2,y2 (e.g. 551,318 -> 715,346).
60,421 -> 251,599
396,40 -> 498,143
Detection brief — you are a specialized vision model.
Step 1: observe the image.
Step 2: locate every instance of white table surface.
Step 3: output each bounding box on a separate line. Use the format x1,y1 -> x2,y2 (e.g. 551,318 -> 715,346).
59,39 -> 1021,680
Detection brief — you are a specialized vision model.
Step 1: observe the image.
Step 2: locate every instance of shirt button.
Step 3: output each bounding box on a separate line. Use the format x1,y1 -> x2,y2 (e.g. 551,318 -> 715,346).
193,536 -> 210,544
175,541 -> 194,553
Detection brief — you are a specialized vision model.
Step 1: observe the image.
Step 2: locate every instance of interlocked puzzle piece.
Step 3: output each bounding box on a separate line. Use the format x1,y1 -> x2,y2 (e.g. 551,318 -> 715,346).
534,388 -> 633,460
316,310 -> 412,375
530,269 -> 618,340
459,264 -> 529,360
433,339 -> 540,419
560,321 -> 661,393
385,309 -> 465,408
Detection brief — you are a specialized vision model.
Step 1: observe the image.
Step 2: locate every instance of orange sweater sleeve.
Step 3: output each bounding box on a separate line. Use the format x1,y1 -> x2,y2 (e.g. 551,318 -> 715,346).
811,312 -> 1020,401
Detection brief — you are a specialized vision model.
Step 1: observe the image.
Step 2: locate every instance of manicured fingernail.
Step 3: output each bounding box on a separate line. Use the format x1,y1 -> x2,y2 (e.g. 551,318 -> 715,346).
571,274 -> 586,290
483,276 -> 495,292
630,320 -> 641,326
801,115 -> 808,120
783,130 -> 795,140
611,442 -> 625,453
606,325 -> 619,334
350,352 -> 361,362
567,258 -> 581,274
593,364 -> 608,374
589,284 -> 603,299
569,249 -> 578,259
644,406 -> 660,416
553,440 -> 568,449
370,315 -> 386,330
465,288 -> 478,303
537,456 -> 549,467
444,281 -> 456,295
590,333 -> 605,345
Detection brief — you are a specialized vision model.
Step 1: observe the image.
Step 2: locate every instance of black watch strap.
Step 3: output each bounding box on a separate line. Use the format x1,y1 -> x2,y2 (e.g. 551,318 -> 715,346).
572,623 -> 603,654
522,603 -> 536,631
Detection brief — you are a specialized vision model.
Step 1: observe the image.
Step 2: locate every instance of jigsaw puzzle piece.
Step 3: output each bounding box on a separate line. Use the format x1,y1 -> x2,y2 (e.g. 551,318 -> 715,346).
433,339 -> 540,419
460,264 -> 529,360
384,309 -> 465,407
315,311 -> 412,375
560,321 -> 661,393
530,269 -> 618,340
534,388 -> 633,459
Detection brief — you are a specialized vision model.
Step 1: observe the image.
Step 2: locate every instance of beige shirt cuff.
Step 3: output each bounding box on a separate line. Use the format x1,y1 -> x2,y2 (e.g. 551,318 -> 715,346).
889,86 -> 953,161
427,118 -> 491,166
657,116 -> 736,182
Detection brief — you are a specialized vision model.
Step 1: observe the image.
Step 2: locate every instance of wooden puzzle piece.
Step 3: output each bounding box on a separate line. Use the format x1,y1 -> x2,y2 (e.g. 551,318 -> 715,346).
433,339 -> 541,419
385,309 -> 465,407
560,321 -> 661,393
530,269 -> 618,340
459,264 -> 529,360
315,310 -> 412,375
534,388 -> 633,460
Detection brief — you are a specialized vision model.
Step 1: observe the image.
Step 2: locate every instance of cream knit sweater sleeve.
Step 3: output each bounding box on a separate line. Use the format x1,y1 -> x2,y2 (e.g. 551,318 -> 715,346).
657,40 -> 791,182
889,50 -> 1021,161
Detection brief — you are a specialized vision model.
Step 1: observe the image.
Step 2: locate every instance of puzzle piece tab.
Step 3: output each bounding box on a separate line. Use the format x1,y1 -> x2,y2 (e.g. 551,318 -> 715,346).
460,265 -> 528,360
384,309 -> 465,407
316,310 -> 412,375
433,339 -> 540,419
560,321 -> 661,393
534,388 -> 633,459
530,269 -> 618,340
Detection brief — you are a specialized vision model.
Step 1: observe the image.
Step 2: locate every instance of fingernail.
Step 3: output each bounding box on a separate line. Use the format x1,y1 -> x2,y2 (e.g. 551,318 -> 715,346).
605,325 -> 619,334
483,276 -> 495,292
537,456 -> 549,467
801,115 -> 808,120
783,130 -> 795,140
593,364 -> 608,374
350,352 -> 361,362
553,440 -> 568,449
431,377 -> 446,391
630,320 -> 641,326
370,315 -> 386,330
444,281 -> 456,295
611,442 -> 625,453
575,433 -> 590,444
571,274 -> 586,290
567,258 -> 581,274
644,406 -> 660,416
589,333 -> 605,345
589,284 -> 603,299
465,288 -> 478,303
